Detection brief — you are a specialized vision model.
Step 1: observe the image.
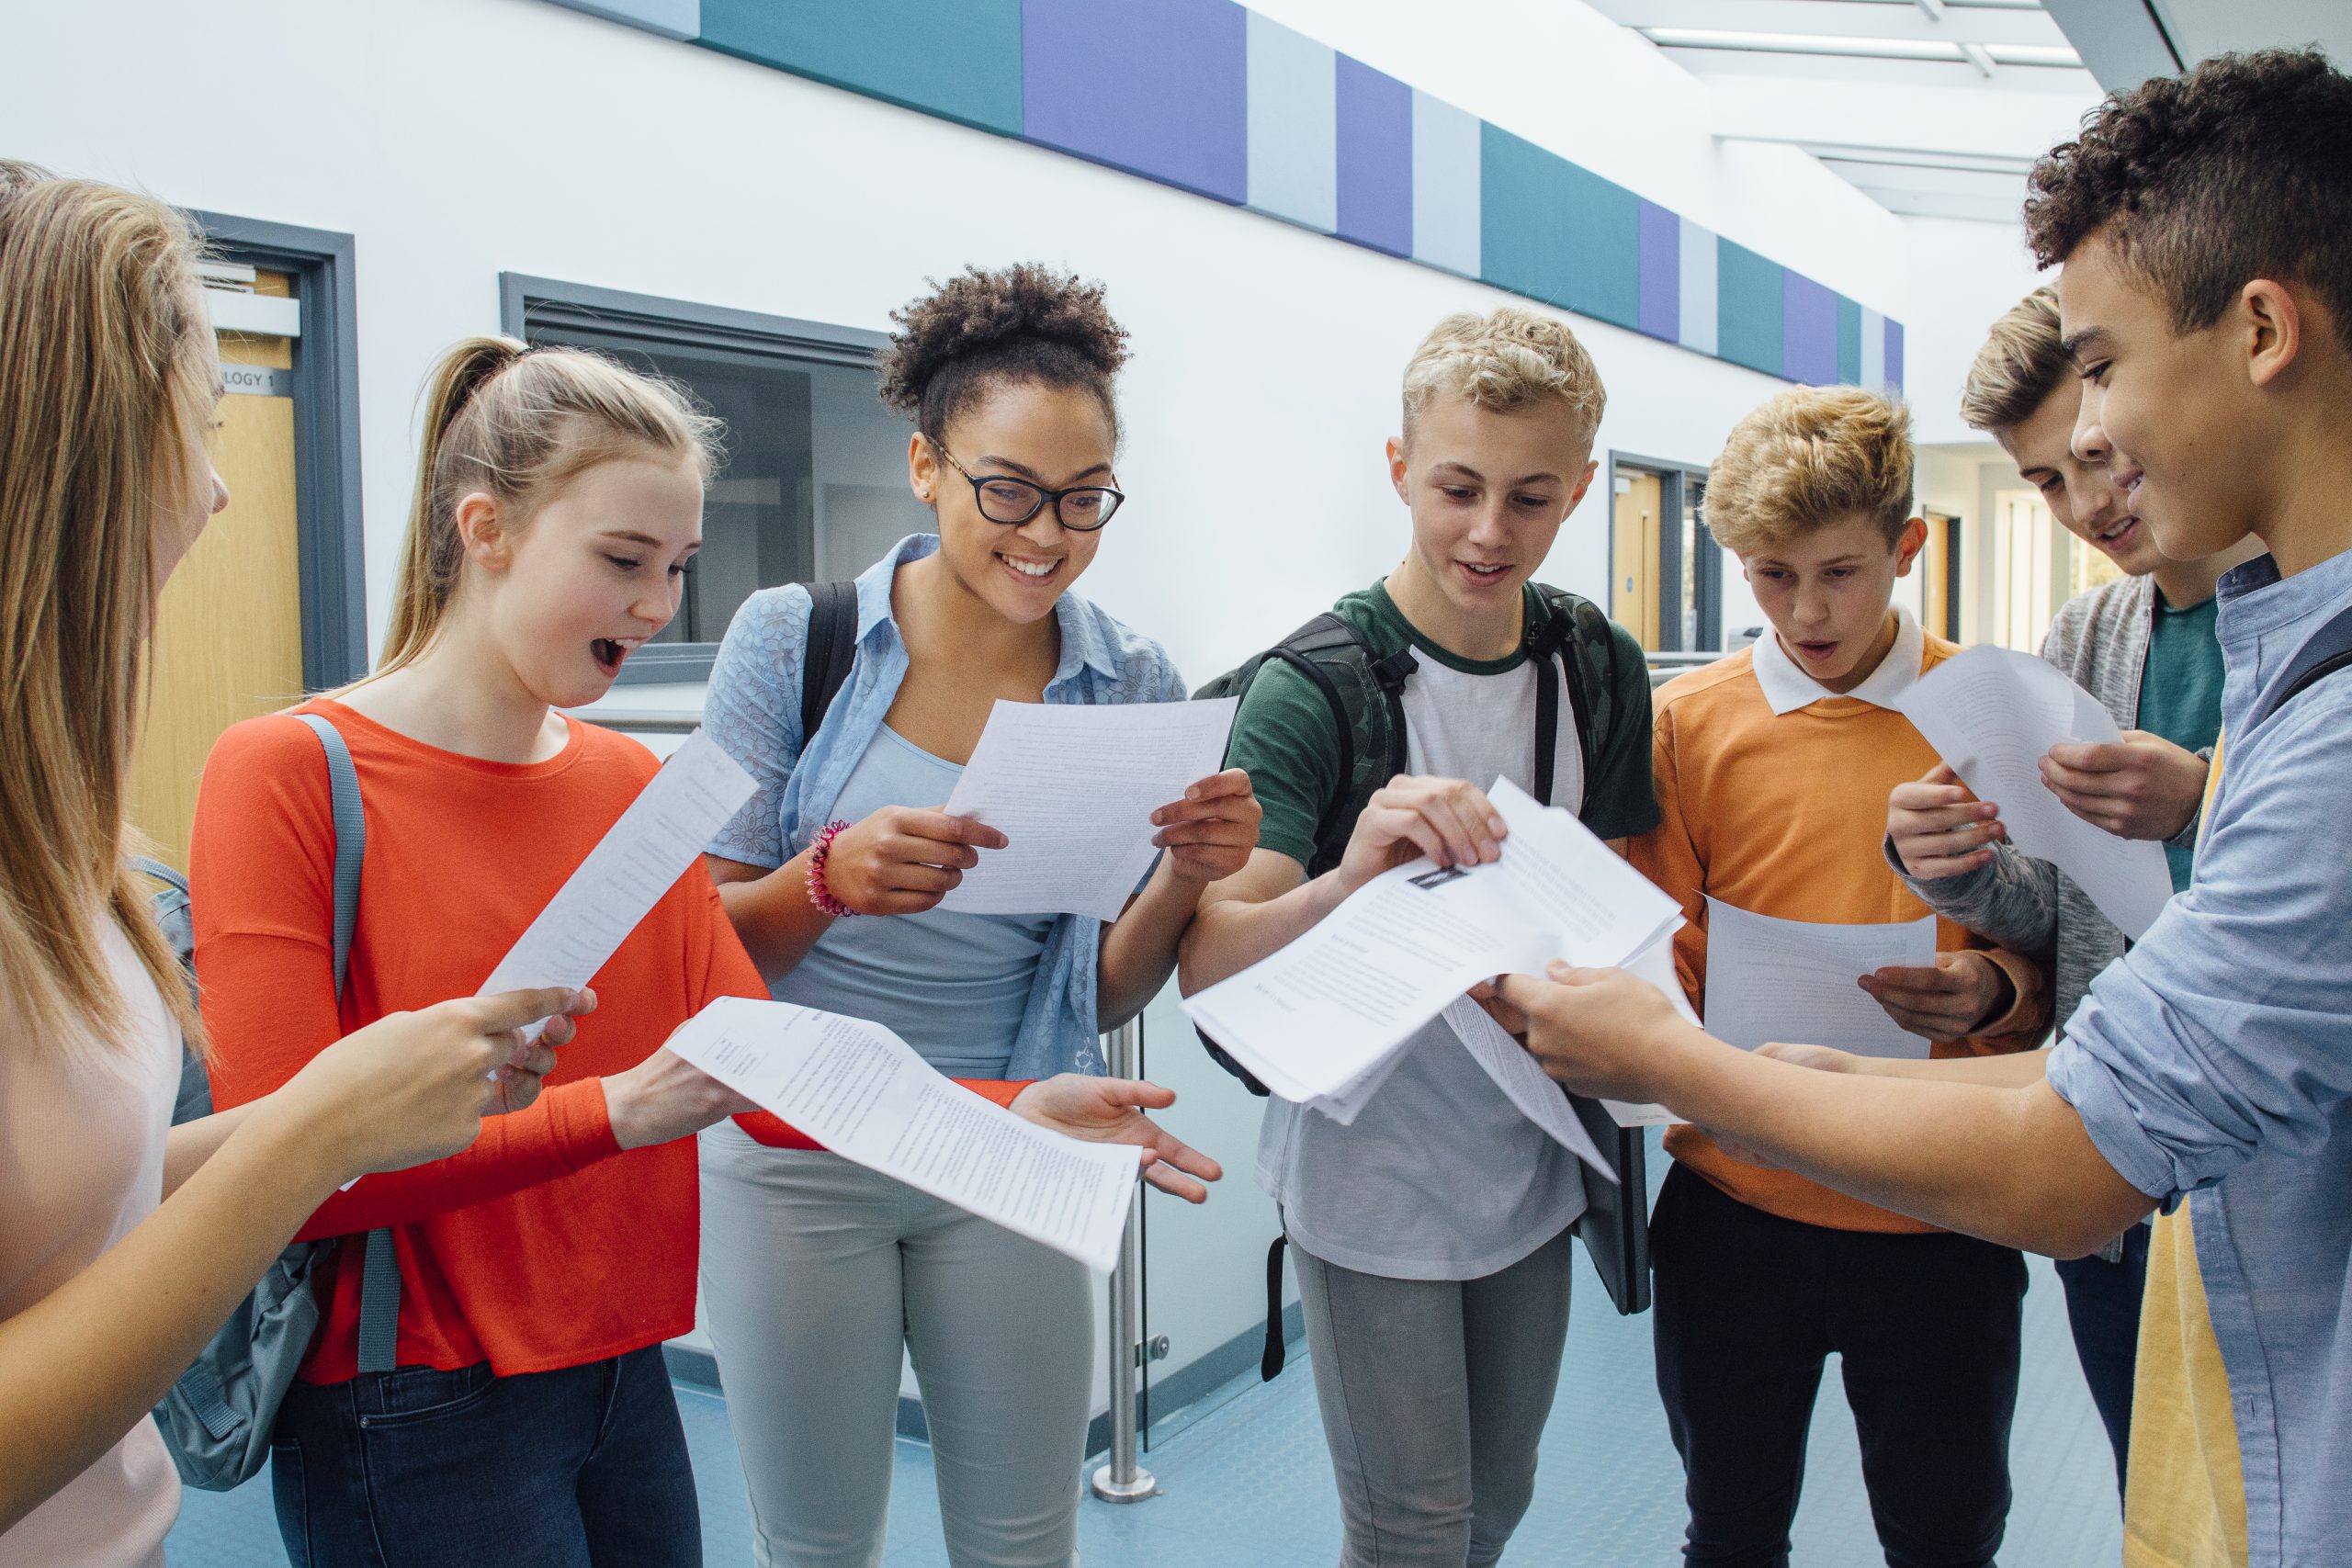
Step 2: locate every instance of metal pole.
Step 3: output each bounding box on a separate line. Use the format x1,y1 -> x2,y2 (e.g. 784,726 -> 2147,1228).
1090,1019 -> 1158,1504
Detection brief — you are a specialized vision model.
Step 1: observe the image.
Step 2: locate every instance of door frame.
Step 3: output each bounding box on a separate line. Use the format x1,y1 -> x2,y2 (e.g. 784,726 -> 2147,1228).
191,211 -> 368,689
1606,451 -> 1720,653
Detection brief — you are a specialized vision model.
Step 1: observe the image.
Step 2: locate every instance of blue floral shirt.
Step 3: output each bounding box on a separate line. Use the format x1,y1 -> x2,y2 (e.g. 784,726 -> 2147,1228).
702,533 -> 1186,1079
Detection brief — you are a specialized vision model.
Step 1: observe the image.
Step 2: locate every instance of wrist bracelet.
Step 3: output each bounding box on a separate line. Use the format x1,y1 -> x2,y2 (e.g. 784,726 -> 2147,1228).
806,819 -> 859,918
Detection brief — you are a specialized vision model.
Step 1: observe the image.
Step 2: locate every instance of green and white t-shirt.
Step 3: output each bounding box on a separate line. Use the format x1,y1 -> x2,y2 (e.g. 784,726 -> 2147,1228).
1228,580 -> 1658,1280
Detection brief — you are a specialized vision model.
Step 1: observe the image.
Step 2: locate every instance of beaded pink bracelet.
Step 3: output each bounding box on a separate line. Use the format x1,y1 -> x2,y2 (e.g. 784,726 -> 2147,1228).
806,819 -> 859,918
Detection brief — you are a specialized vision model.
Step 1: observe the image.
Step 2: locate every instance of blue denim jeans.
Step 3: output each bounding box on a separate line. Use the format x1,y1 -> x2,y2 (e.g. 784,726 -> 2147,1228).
269,1344 -> 699,1568
2052,1223 -> 2150,1499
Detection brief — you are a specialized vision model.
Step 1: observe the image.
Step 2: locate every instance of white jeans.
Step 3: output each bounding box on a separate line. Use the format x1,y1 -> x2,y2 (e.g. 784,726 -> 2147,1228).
697,1126 -> 1093,1568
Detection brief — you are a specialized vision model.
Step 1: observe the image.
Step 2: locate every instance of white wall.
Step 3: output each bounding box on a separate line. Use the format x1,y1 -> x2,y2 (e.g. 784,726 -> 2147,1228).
0,0 -> 2046,1413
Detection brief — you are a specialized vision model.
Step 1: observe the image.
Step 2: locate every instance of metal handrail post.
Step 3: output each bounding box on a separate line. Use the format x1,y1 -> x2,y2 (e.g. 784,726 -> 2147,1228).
1090,1019 -> 1157,1504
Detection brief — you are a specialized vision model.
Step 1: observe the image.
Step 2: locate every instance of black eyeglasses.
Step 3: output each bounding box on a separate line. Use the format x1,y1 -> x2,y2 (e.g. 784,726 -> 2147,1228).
933,442 -> 1125,532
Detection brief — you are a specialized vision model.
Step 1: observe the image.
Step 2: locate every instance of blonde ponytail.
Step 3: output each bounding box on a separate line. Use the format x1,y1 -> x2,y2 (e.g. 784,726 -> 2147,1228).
379,338 -> 720,672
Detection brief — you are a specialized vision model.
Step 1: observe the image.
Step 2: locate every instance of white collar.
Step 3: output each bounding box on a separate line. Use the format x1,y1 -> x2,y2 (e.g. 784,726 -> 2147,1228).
1751,606 -> 1925,716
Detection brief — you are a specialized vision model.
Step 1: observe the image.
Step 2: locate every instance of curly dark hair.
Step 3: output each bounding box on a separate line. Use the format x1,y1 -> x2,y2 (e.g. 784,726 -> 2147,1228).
2024,48 -> 2352,337
876,263 -> 1130,446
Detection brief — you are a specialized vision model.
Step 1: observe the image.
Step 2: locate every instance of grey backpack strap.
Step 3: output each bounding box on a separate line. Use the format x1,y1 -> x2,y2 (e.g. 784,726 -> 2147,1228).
291,714 -> 399,1373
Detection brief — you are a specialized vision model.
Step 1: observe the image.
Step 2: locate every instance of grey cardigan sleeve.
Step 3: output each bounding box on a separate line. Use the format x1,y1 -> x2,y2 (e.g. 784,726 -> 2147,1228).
1884,836 -> 2061,958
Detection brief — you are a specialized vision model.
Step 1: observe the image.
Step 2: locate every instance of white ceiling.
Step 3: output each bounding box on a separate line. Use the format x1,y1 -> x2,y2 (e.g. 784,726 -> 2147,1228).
1581,0 -> 2105,223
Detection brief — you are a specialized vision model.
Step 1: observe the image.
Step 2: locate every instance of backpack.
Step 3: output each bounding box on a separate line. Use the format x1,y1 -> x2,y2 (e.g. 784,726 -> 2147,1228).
150,712 -> 403,1490
1193,586 -> 1657,1340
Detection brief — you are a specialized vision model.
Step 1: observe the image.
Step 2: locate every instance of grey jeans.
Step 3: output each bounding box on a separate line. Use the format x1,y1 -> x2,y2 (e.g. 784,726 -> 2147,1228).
697,1128 -> 1093,1568
1293,1227 -> 1576,1568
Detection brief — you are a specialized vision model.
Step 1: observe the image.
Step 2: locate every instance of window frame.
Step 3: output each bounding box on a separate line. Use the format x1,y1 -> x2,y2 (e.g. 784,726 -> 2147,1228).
498,273 -> 891,685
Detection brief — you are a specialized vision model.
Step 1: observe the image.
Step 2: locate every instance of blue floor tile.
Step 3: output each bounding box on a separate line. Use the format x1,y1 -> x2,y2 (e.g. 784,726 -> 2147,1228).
171,1258 -> 2121,1567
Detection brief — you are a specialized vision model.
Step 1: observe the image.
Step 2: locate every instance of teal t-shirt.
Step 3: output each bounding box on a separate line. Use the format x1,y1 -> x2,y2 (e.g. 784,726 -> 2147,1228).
2138,592 -> 2225,892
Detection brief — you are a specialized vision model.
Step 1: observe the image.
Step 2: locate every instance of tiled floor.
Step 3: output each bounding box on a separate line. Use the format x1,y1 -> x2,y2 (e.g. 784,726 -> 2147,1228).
171,1250 -> 2121,1567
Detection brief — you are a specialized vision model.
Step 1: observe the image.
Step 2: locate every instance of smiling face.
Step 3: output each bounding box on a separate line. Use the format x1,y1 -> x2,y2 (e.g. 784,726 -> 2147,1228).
1993,375 -> 2158,573
458,454 -> 704,709
909,379 -> 1113,624
2057,228 -> 2273,565
1388,394 -> 1598,627
1741,513 -> 1926,692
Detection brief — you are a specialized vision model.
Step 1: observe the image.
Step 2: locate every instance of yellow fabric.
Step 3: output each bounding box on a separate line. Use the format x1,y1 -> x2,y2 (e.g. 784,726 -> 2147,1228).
2124,1206 -> 2247,1568
2122,733 -> 2246,1568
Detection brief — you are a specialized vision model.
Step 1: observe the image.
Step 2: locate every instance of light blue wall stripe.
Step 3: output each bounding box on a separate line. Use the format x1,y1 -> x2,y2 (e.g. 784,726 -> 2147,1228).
1678,216 -> 1718,357
1244,12 -> 1336,232
1408,89 -> 1479,278
547,0 -> 698,40
1861,307 -> 1886,390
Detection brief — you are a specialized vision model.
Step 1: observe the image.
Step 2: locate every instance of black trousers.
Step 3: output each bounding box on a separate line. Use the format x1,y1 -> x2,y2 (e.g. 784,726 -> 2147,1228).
1651,1163 -> 2028,1568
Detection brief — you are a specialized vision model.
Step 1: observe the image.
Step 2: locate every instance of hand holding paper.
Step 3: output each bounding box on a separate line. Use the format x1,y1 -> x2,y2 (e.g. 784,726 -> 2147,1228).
937,698 -> 1239,921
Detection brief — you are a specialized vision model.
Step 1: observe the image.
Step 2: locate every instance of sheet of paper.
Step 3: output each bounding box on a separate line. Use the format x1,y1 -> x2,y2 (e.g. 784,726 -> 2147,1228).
1702,897 -> 1938,1058
1892,645 -> 2174,940
1441,998 -> 1617,1182
477,729 -> 755,1041
668,997 -> 1141,1272
1182,778 -> 1683,1106
935,698 -> 1239,922
1601,929 -> 1700,1129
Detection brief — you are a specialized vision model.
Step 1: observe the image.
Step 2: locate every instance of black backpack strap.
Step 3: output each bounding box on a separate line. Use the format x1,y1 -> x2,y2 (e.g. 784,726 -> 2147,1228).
1261,1235 -> 1289,1381
797,581 -> 860,746
2253,603 -> 2352,729
1533,587 -> 1618,806
1260,613 -> 1413,875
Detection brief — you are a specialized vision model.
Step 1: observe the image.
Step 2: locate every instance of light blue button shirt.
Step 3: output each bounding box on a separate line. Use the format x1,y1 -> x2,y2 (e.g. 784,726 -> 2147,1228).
703,533 -> 1186,1080
2045,546 -> 2352,1568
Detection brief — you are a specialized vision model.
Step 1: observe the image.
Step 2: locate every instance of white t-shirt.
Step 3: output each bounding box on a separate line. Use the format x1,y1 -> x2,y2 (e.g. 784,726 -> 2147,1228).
1257,644 -> 1591,1280
0,921 -> 183,1568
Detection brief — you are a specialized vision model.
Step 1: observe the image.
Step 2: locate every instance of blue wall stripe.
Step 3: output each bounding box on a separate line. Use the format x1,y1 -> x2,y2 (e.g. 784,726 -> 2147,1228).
1717,239 -> 1783,378
1678,216 -> 1719,357
548,0 -> 699,42
1837,296 -> 1864,386
695,0 -> 1021,136
1244,12 -> 1336,231
1022,0 -> 1248,205
543,0 -> 1904,390
1637,199 -> 1679,344
1781,270 -> 1839,387
1409,90 -> 1480,278
1334,55 -> 1413,257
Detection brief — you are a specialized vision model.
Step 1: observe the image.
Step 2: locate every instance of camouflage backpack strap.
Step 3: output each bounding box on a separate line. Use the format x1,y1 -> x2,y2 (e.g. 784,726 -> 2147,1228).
1247,612 -> 1415,879
1535,583 -> 1623,787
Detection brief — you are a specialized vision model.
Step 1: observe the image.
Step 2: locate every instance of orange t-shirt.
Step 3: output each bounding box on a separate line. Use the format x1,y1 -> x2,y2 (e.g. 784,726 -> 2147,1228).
1629,639 -> 2053,1233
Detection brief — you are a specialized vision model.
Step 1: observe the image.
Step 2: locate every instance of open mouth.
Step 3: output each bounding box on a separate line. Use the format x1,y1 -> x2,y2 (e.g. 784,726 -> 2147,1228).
591,637 -> 643,678
997,550 -> 1064,586
1793,639 -> 1840,663
1456,559 -> 1512,587
2096,514 -> 2141,548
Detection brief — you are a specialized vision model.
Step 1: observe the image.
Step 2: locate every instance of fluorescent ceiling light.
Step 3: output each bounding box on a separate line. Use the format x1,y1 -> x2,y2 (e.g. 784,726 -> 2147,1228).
1641,26 -> 2081,68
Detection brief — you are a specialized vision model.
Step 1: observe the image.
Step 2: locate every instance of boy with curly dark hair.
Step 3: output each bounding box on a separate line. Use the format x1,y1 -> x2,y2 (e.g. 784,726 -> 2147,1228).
1498,47 -> 2352,1568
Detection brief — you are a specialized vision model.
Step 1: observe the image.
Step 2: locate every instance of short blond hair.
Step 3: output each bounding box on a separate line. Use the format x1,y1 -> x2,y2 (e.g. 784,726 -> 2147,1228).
1401,306 -> 1605,447
1704,387 -> 1914,555
1960,288 -> 2069,434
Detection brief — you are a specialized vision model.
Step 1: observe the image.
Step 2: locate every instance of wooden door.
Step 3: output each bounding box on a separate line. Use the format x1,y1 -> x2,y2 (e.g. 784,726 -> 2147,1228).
1921,512 -> 1954,640
1611,471 -> 1662,650
126,270 -> 309,871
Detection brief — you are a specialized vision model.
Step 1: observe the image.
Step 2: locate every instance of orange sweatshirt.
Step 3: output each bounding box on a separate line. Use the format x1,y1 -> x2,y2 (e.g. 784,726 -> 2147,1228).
1629,637 -> 2052,1234
193,701 -> 1026,1381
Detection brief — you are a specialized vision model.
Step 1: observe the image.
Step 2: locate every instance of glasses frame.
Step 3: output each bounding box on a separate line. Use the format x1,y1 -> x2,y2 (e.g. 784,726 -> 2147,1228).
931,440 -> 1125,532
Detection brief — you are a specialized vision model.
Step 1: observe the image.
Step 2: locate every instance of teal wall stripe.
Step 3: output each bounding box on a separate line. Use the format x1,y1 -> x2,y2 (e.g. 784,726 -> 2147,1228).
547,0 -> 1902,389
1716,239 -> 1784,378
1244,12 -> 1337,232
695,0 -> 1022,136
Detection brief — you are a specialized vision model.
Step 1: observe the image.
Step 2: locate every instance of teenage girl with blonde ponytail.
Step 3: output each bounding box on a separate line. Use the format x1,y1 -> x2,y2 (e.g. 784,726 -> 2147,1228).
0,164 -> 583,1568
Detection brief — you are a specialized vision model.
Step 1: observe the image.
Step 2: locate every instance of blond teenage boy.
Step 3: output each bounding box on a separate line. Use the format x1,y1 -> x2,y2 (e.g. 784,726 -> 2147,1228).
1883,288 -> 2260,1492
1179,309 -> 1657,1568
1627,388 -> 2051,1568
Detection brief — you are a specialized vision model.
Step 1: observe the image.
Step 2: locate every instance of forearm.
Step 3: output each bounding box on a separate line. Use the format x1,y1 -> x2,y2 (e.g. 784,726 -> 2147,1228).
1838,1044 -> 2054,1087
713,848 -> 834,984
1650,1026 -> 2150,1254
1096,859 -> 1199,1029
1177,870 -> 1351,994
161,1099 -> 258,1197
0,1100 -> 344,1532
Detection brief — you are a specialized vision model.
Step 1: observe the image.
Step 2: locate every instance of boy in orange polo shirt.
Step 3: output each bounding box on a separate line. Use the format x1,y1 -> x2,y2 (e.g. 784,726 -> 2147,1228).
1629,387 -> 2051,1568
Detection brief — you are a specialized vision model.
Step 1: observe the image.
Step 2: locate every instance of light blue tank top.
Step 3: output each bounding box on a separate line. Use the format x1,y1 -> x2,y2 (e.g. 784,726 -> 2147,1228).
770,726 -> 1053,1077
